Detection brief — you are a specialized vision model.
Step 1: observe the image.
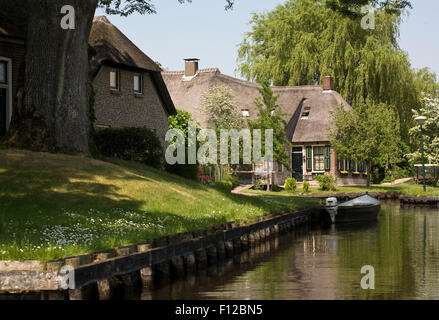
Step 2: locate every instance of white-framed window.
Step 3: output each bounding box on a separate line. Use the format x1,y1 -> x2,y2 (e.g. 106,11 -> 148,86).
110,70 -> 119,91
313,146 -> 325,172
0,57 -> 12,135
242,109 -> 250,117
0,61 -> 7,85
134,73 -> 143,94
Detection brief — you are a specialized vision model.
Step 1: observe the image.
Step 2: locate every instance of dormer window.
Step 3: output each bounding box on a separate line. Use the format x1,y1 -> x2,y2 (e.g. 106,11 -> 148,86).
301,106 -> 311,118
110,70 -> 119,91
242,109 -> 250,117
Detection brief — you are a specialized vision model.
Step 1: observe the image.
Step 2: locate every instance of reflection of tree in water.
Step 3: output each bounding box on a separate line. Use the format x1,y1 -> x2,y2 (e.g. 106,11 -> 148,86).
336,203 -> 439,299
142,204 -> 439,299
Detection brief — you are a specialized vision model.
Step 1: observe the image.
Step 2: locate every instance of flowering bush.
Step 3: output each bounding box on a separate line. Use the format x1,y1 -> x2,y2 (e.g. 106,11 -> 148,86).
198,175 -> 212,184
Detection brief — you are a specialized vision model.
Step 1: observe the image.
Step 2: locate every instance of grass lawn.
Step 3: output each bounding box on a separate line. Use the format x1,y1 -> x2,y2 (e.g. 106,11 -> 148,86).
0,149 -> 320,261
246,182 -> 439,197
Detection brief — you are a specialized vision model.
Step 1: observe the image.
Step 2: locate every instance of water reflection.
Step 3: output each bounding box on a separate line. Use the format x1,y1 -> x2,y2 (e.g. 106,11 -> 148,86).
142,202 -> 439,300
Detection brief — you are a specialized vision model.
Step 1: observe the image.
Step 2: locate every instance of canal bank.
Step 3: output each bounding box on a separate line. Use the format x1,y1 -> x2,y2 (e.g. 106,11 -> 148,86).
0,206 -> 326,300
244,188 -> 439,208
2,179 -> 438,300
141,201 -> 439,300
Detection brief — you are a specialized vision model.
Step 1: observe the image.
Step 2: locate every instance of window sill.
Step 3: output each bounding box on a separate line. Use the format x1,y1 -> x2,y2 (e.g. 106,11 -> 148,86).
110,89 -> 121,95
134,93 -> 144,98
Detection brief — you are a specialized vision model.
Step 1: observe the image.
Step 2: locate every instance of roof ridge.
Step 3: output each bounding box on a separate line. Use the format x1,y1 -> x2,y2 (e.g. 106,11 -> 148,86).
164,67 -> 326,91
93,16 -> 110,23
217,73 -> 323,91
162,68 -> 221,75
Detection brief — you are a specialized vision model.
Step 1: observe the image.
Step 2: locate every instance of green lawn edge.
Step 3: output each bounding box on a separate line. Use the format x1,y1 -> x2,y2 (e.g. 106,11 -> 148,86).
0,149 -> 321,261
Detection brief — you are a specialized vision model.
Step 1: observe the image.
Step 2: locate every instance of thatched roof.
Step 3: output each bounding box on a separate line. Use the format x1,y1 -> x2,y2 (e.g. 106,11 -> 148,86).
162,68 -> 351,143
0,3 -> 26,39
89,17 -> 176,115
89,16 -> 162,73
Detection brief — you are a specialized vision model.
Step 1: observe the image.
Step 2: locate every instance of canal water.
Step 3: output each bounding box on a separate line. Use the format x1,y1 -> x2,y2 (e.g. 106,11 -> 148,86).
142,201 -> 439,300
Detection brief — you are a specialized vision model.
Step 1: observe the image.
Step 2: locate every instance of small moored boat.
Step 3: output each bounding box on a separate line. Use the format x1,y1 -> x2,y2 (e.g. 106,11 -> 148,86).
325,192 -> 381,224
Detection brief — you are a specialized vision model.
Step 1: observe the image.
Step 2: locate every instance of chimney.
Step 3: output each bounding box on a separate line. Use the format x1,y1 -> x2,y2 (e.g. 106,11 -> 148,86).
184,58 -> 200,77
323,75 -> 334,91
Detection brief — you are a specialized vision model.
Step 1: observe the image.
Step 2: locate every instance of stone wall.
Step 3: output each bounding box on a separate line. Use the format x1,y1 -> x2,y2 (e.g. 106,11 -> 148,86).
0,207 -> 323,300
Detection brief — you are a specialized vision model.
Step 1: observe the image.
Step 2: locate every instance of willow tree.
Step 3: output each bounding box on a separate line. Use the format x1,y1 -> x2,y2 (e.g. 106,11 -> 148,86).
0,0 -> 234,154
237,0 -> 418,141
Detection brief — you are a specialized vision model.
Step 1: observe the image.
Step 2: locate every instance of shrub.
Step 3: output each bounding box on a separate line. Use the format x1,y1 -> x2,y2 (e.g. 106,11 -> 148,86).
253,178 -> 265,190
303,181 -> 310,193
166,163 -> 199,180
94,127 -> 163,168
315,173 -> 337,191
371,166 -> 386,184
166,110 -> 201,180
271,184 -> 282,192
284,178 -> 297,193
214,181 -> 233,192
223,173 -> 240,189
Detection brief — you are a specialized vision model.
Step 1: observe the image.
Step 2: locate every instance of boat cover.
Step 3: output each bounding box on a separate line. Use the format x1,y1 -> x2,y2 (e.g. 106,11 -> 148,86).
338,194 -> 381,208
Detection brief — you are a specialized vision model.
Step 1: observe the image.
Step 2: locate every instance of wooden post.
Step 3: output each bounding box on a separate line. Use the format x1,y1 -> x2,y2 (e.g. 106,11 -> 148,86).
137,243 -> 154,288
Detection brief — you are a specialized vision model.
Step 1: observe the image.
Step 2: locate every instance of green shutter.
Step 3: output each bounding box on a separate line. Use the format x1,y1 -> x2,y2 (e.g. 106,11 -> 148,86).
325,146 -> 330,171
306,146 -> 312,172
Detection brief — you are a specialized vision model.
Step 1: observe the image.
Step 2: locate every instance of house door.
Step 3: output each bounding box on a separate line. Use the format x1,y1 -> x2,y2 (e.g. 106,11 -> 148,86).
292,151 -> 303,182
0,88 -> 6,136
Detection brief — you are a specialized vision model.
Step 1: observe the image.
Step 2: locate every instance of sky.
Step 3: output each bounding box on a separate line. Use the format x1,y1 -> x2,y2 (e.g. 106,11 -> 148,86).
96,0 -> 439,79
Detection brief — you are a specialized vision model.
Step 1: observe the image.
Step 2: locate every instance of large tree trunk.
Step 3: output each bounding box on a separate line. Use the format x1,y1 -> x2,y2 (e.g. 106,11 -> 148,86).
6,0 -> 98,154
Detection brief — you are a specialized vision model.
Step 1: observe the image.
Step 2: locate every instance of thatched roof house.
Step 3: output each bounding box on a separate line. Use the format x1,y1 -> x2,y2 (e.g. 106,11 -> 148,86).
163,60 -> 366,185
89,17 -> 176,147
0,16 -> 176,147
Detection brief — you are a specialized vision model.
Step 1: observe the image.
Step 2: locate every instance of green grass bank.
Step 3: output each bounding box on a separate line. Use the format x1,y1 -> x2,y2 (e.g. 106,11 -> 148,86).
0,149 -> 319,261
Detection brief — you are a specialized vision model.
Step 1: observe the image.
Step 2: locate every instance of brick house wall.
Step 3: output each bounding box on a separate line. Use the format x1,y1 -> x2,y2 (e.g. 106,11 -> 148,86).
93,65 -> 170,148
331,148 -> 368,185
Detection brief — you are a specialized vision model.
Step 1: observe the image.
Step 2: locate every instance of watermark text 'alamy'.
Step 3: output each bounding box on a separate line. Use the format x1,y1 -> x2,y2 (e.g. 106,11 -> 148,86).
165,121 -> 273,165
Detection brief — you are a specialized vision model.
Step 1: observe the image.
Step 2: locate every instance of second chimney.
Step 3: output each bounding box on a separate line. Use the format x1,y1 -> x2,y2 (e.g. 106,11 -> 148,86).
184,58 -> 200,77
323,75 -> 334,91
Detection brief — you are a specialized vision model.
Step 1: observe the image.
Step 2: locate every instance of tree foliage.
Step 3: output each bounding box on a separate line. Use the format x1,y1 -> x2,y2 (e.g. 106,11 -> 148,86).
249,83 -> 291,169
237,0 -> 419,141
407,95 -> 439,165
413,68 -> 439,98
326,0 -> 411,17
166,110 -> 200,180
329,101 -> 401,186
201,86 -> 243,130
98,0 -> 235,16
